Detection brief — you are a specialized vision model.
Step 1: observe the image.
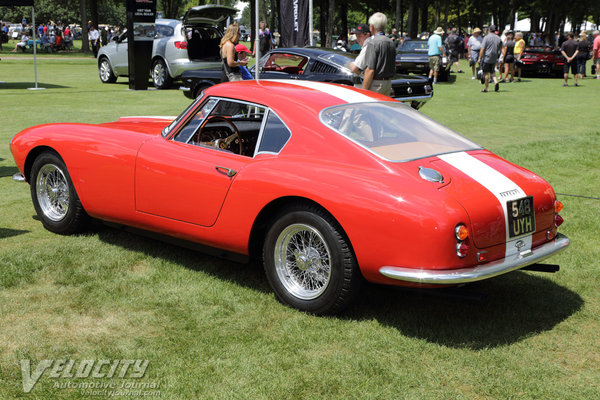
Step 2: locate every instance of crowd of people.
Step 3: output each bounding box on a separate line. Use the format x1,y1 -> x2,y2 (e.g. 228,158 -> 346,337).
426,25 -> 600,90
3,20 -> 121,56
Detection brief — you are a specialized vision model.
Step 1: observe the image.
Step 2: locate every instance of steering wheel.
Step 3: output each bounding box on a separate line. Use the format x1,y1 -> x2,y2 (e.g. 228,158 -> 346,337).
197,115 -> 243,155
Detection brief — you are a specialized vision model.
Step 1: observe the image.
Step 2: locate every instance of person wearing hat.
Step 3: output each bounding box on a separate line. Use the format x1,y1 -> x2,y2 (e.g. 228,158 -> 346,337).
428,27 -> 446,84
467,28 -> 483,79
477,24 -> 502,92
349,23 -> 372,76
334,39 -> 347,52
235,44 -> 253,80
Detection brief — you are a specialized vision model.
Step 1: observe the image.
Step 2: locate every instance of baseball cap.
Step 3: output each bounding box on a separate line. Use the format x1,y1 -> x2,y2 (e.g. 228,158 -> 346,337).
488,24 -> 497,32
235,44 -> 251,53
352,24 -> 369,34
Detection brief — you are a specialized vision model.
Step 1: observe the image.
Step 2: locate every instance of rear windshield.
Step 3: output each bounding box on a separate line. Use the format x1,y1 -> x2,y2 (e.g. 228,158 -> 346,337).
320,102 -> 481,162
398,41 -> 429,52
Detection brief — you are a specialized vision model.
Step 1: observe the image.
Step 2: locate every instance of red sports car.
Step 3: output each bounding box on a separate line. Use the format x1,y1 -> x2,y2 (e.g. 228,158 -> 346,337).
11,80 -> 569,314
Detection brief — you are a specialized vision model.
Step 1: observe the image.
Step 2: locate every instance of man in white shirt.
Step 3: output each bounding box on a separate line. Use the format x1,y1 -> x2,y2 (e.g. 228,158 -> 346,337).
89,25 -> 100,58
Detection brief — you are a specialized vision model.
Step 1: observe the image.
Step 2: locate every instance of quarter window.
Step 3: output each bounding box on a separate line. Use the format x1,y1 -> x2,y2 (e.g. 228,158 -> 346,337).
258,112 -> 291,154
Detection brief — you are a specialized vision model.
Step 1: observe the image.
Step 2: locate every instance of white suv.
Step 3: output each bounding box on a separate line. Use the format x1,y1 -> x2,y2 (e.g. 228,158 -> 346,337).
97,5 -> 236,89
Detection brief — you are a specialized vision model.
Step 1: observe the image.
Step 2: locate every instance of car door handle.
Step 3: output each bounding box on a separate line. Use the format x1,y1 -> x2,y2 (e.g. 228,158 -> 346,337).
215,166 -> 237,177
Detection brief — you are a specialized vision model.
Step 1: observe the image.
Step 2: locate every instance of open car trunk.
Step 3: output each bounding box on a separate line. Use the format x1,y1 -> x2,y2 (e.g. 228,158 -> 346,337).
183,5 -> 237,62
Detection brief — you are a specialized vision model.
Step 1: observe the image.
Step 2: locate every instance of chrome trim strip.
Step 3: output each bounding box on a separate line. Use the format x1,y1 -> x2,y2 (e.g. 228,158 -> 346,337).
12,172 -> 26,182
393,94 -> 432,103
179,86 -> 191,91
379,233 -> 570,284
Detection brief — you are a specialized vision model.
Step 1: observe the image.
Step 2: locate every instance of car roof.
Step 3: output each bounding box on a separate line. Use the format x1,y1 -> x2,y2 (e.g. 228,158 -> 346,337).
203,80 -> 392,115
156,19 -> 181,28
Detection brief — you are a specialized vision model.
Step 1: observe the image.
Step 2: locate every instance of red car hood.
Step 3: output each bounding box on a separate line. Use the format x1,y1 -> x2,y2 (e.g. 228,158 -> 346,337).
421,150 -> 556,249
98,116 -> 175,135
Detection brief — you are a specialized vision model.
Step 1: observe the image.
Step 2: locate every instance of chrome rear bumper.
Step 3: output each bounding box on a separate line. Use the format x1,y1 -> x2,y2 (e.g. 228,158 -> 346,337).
379,233 -> 570,285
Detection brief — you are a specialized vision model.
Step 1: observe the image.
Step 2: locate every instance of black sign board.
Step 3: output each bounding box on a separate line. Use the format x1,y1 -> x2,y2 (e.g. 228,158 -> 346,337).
126,0 -> 157,90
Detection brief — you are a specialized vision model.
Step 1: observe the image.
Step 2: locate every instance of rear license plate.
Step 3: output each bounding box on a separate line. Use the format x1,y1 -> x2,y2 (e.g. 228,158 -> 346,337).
506,196 -> 535,238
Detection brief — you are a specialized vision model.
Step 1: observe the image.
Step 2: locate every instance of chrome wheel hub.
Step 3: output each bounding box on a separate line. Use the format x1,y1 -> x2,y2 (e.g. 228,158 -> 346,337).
153,63 -> 165,86
100,61 -> 110,81
36,164 -> 69,221
274,223 -> 332,300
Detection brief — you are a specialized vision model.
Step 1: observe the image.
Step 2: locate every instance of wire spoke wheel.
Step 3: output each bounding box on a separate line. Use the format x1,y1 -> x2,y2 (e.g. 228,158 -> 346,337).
274,223 -> 332,300
36,164 -> 70,222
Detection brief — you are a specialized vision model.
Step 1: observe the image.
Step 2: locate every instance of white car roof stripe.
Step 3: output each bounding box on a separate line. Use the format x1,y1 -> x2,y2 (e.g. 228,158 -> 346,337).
266,79 -> 377,103
438,151 -> 532,256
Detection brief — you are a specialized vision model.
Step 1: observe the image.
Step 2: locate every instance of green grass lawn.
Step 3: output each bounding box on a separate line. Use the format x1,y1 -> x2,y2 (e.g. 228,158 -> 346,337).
0,57 -> 599,399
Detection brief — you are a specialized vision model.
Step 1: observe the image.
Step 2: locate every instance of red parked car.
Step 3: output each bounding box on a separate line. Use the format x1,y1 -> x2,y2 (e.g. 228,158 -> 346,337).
518,46 -> 565,76
11,80 -> 569,314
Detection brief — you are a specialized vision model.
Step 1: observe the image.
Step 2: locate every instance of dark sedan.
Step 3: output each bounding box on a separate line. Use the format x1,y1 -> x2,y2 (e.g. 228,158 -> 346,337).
518,47 -> 565,77
180,47 -> 433,109
395,40 -> 451,81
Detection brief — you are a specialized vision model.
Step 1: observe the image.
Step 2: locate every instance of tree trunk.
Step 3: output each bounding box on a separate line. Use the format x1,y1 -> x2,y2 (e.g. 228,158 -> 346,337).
435,1 -> 440,28
419,0 -> 428,34
407,0 -> 417,39
319,0 -> 327,48
327,0 -> 335,48
395,0 -> 401,31
250,0 -> 256,52
340,0 -> 348,42
270,0 -> 276,36
80,0 -> 89,52
89,0 -> 98,29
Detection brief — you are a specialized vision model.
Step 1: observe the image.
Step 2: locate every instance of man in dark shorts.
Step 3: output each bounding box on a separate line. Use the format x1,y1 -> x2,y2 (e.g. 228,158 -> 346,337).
560,32 -> 579,87
477,25 -> 502,92
446,28 -> 463,73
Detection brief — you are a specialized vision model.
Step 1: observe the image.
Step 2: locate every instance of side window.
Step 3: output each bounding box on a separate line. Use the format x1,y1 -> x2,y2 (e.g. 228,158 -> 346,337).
155,24 -> 174,38
263,53 -> 308,75
173,97 -> 267,157
257,112 -> 291,154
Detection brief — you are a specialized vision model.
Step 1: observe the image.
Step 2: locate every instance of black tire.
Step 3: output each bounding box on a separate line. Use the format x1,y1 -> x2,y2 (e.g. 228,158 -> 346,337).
194,83 -> 212,98
152,58 -> 172,89
98,57 -> 117,83
30,152 -> 89,235
263,204 -> 362,315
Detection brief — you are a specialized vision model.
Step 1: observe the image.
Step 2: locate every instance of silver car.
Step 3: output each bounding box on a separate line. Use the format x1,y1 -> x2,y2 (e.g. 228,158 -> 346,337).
97,5 -> 236,89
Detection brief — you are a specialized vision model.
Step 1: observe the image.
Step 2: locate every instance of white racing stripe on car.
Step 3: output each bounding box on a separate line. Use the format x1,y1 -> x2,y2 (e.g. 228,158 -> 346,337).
266,79 -> 377,104
438,152 -> 532,258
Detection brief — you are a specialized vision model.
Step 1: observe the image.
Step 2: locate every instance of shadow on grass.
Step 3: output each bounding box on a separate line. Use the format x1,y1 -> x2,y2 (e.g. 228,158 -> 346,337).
344,274 -> 583,349
0,166 -> 19,178
0,228 -> 30,239
93,222 -> 582,349
0,82 -> 70,89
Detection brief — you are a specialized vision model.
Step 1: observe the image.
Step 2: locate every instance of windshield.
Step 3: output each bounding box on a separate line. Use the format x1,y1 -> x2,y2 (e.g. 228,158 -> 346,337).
320,102 -> 481,162
398,41 -> 429,52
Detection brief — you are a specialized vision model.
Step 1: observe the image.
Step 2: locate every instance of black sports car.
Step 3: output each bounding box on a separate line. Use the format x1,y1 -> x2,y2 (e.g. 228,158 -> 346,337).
395,39 -> 451,81
180,47 -> 433,109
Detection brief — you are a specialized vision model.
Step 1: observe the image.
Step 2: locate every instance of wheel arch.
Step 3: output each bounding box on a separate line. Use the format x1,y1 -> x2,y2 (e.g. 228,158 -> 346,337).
24,145 -> 62,183
247,196 -> 356,263
151,55 -> 174,78
193,80 -> 216,98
